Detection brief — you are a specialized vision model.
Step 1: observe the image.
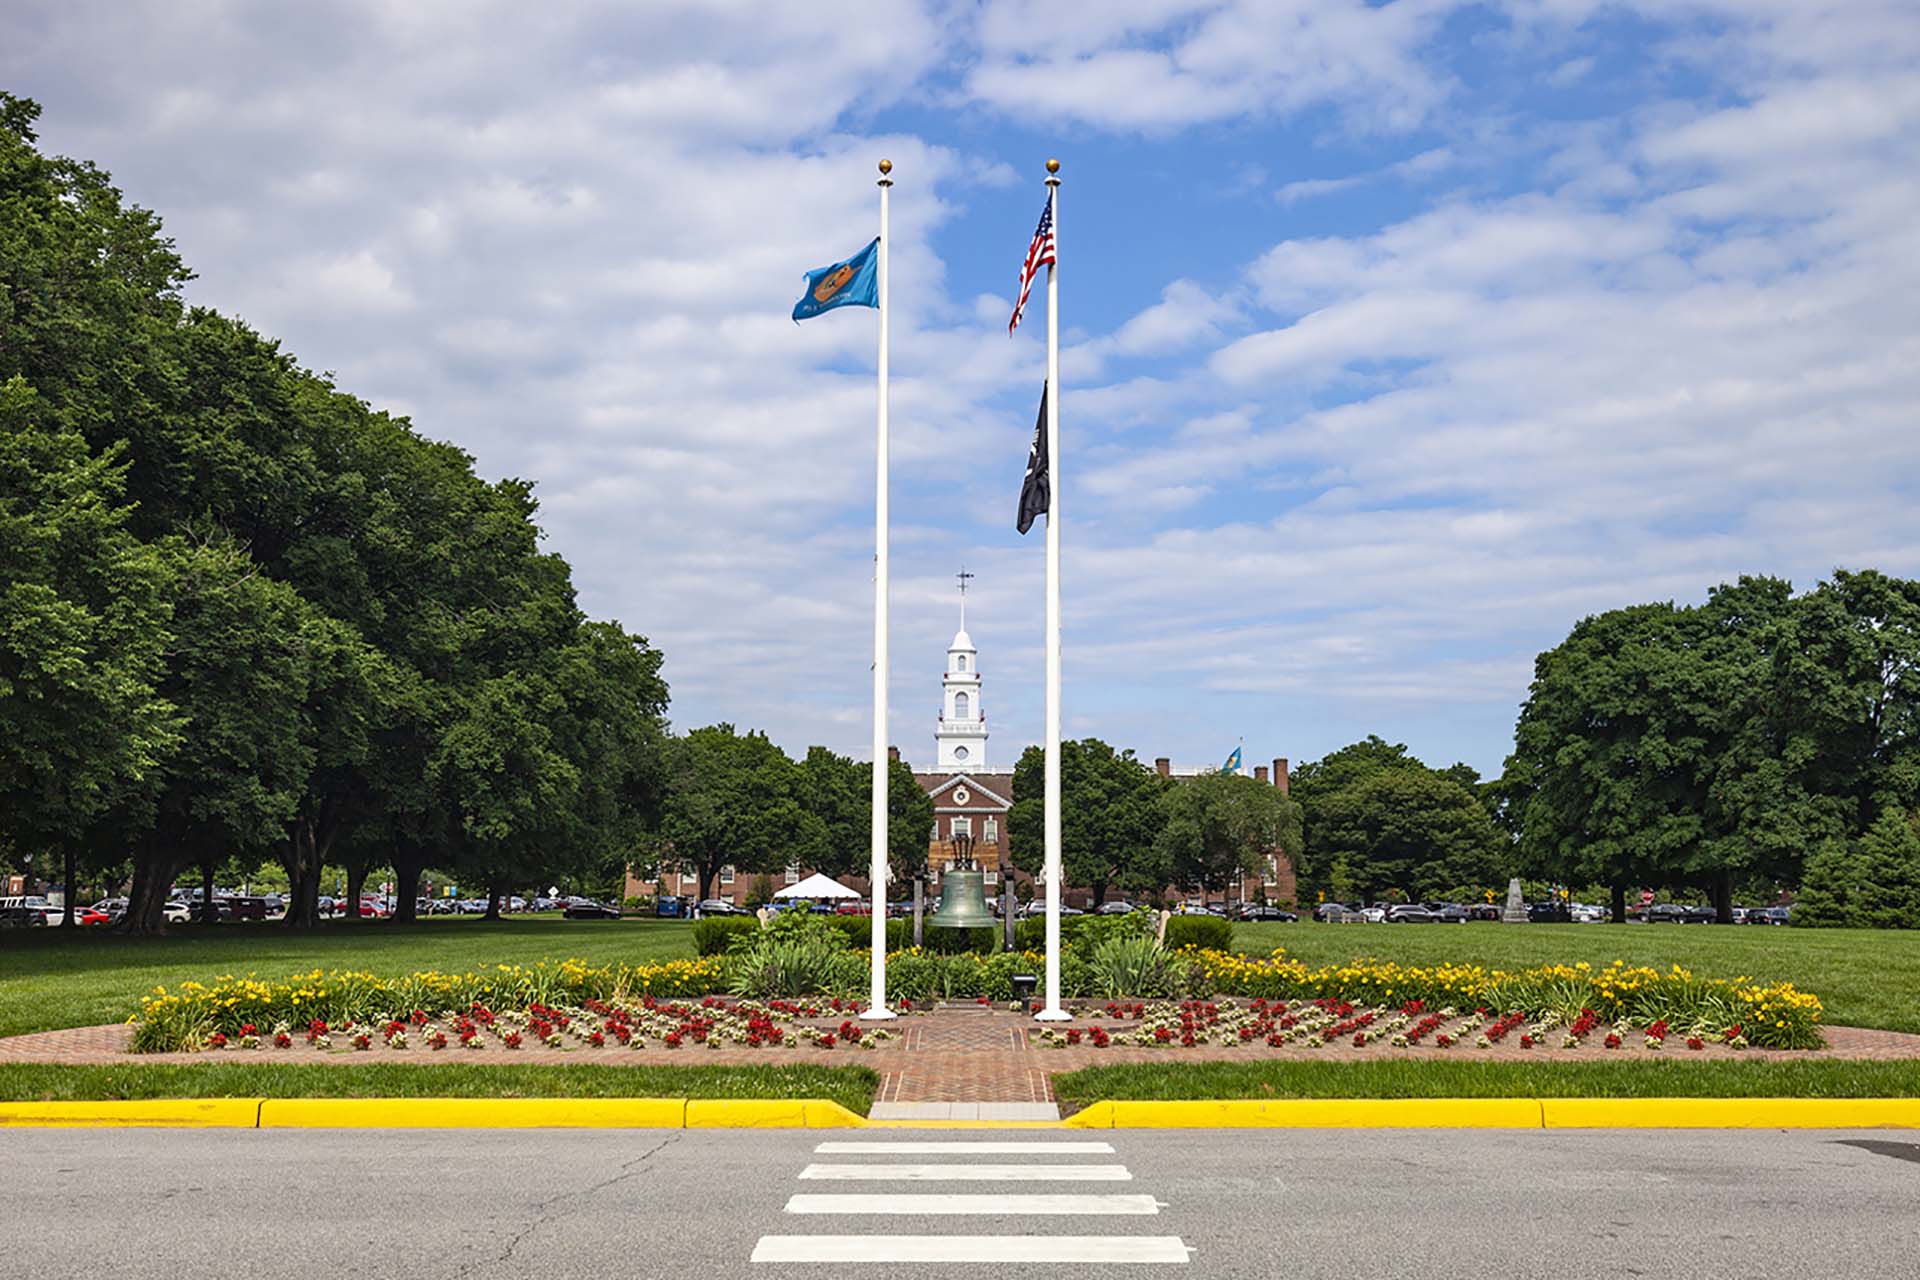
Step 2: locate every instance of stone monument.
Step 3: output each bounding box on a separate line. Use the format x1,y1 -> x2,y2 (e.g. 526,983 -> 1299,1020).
1501,877 -> 1529,923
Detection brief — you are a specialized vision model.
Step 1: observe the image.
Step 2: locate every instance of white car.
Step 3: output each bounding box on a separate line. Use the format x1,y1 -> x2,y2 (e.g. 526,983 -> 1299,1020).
1360,905 -> 1389,923
1570,903 -> 1609,923
163,901 -> 190,924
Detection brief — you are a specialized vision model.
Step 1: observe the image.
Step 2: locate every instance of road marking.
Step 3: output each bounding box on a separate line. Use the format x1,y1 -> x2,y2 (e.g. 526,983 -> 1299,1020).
798,1163 -> 1132,1182
815,1140 -> 1115,1154
785,1192 -> 1161,1215
751,1235 -> 1191,1263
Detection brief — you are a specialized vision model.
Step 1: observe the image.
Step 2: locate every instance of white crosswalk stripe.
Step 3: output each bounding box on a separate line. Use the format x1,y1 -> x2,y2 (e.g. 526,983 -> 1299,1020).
799,1162 -> 1132,1181
754,1136 -> 1192,1265
785,1192 -> 1162,1215
752,1235 -> 1193,1263
816,1140 -> 1116,1154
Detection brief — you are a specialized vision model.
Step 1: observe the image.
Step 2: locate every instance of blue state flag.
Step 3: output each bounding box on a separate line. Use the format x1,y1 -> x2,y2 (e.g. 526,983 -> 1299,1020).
1222,746 -> 1243,774
792,238 -> 879,321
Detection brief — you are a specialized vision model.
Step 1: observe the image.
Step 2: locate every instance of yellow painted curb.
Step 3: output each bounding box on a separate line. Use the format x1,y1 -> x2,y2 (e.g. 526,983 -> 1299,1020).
0,1099 -> 263,1128
1543,1098 -> 1920,1129
1084,1099 -> 1544,1128
257,1098 -> 688,1128
684,1100 -> 870,1128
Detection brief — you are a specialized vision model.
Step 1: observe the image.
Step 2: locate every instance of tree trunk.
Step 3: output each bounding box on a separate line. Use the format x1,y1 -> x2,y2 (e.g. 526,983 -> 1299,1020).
61,845 -> 77,928
121,845 -> 180,937
697,866 -> 714,904
1090,882 -> 1108,908
1712,870 -> 1734,924
201,860 -> 217,924
391,847 -> 427,924
1611,882 -> 1627,925
484,881 -> 504,921
280,808 -> 334,929
345,864 -> 368,921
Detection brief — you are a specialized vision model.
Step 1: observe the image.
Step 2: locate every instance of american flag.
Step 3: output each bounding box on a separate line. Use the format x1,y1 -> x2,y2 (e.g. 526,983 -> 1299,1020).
1008,195 -> 1055,335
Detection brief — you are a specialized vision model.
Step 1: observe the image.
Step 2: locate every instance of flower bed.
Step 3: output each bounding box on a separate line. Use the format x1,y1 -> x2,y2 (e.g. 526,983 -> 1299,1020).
1031,998 -> 1771,1053
137,992 -> 903,1056
1182,950 -> 1822,1049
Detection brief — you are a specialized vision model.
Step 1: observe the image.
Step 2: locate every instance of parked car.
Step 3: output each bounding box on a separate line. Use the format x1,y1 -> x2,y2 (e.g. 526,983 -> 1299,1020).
1526,900 -> 1572,923
1384,904 -> 1436,924
563,899 -> 621,920
1018,901 -> 1084,918
162,901 -> 190,924
1312,901 -> 1354,923
1747,906 -> 1792,925
1570,902 -> 1609,923
699,899 -> 745,916
1093,901 -> 1135,915
1238,905 -> 1297,922
1359,905 -> 1389,923
0,904 -> 45,928
1423,903 -> 1470,924
1467,903 -> 1502,921
49,906 -> 112,926
1684,905 -> 1721,924
223,896 -> 269,921
654,895 -> 685,918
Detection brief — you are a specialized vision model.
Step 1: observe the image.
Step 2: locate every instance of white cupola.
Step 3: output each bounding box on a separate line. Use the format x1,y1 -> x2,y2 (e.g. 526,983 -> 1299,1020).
936,571 -> 988,770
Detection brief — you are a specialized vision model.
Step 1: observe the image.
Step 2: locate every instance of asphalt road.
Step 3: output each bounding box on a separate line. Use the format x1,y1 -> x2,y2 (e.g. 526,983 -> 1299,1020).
3,1127 -> 1916,1278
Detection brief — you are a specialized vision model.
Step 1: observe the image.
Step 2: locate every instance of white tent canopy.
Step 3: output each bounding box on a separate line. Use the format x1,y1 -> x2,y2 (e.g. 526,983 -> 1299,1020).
772,873 -> 861,900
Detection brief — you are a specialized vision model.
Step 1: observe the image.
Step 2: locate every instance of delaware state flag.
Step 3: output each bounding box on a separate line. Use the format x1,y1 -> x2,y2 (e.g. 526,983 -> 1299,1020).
792,238 -> 879,321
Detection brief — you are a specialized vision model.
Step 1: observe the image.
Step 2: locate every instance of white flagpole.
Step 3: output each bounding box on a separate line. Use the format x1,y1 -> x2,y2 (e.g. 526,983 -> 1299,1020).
863,158 -> 897,1021
1037,158 -> 1069,1022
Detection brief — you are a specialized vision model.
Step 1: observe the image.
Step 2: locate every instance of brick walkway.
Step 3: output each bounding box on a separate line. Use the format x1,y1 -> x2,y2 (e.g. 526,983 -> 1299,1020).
4,1010 -> 1917,1101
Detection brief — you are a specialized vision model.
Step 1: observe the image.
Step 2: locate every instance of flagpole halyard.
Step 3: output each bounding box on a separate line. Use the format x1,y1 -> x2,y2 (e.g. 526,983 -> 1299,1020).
863,158 -> 897,1021
1037,158 -> 1069,1022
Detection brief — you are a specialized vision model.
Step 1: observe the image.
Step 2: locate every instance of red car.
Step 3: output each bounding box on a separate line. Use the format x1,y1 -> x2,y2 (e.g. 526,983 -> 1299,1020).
52,907 -> 110,926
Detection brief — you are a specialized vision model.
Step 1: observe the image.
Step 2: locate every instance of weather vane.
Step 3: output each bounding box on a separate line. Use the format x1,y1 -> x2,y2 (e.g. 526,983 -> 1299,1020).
956,568 -> 974,628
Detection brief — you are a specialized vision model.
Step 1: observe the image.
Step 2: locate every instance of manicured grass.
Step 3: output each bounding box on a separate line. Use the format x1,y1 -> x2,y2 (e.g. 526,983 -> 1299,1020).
1235,921 -> 1920,1034
0,1062 -> 878,1113
0,917 -> 695,1039
1050,1058 -> 1920,1107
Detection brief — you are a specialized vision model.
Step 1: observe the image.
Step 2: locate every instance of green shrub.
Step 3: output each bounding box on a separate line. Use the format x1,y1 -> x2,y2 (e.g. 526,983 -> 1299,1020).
724,935 -> 864,998
1085,934 -> 1194,999
692,916 -> 759,956
1164,914 -> 1232,952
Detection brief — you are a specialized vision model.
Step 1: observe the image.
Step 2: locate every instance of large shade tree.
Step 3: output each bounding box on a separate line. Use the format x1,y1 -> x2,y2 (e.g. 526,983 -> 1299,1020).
1008,739 -> 1169,906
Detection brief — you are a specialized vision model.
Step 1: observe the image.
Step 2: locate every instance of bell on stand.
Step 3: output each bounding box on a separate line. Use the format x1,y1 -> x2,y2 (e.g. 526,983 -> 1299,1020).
928,832 -> 996,930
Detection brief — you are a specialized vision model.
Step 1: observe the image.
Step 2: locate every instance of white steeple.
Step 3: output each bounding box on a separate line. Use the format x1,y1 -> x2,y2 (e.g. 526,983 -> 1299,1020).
936,570 -> 988,770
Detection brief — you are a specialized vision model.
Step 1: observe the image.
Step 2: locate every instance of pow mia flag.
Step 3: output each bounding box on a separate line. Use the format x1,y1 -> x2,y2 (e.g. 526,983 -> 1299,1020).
1016,383 -> 1049,535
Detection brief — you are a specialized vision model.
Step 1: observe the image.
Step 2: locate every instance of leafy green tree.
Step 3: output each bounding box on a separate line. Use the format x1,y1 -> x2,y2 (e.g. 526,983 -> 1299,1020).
659,725 -> 819,903
1794,811 -> 1920,929
0,383 -> 179,923
887,757 -> 935,894
1008,739 -> 1169,906
1309,768 -> 1507,902
1154,769 -> 1301,902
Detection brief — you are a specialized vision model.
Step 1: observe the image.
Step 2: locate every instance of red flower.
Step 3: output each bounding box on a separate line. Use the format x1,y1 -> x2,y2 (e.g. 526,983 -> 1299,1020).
1436,1034 -> 1453,1048
587,1031 -> 606,1048
1686,1036 -> 1705,1050
1089,1027 -> 1110,1048
664,1031 -> 682,1048
240,1023 -> 257,1036
1352,1033 -> 1367,1048
273,1031 -> 293,1049
1153,1026 -> 1173,1043
206,1031 -> 228,1049
502,1030 -> 522,1049
1604,1033 -> 1622,1049
1065,1029 -> 1082,1045
819,1034 -> 837,1049
351,1033 -> 371,1050
1520,1034 -> 1534,1049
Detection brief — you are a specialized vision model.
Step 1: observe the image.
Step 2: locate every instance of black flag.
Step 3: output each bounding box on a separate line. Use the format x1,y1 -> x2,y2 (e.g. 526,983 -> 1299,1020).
1016,383 -> 1049,535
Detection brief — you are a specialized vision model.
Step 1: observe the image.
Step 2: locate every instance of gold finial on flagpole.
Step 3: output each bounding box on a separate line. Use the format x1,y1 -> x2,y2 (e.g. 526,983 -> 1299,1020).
1046,158 -> 1060,174
878,158 -> 893,175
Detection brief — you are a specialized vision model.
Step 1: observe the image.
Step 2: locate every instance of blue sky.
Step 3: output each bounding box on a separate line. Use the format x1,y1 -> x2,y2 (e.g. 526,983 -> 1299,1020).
7,0 -> 1918,779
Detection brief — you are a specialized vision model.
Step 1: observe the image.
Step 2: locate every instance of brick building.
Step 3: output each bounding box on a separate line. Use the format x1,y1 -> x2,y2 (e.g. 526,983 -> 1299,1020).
625,588 -> 1296,909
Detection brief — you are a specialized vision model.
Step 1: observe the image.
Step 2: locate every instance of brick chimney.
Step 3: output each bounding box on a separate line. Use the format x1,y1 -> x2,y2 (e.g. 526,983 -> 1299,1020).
1154,757 -> 1171,777
887,745 -> 900,764
1254,765 -> 1269,782
1272,757 -> 1290,794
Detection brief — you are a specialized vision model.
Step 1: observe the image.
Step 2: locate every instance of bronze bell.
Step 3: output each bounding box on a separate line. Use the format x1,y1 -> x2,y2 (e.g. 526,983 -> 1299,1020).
928,867 -> 996,930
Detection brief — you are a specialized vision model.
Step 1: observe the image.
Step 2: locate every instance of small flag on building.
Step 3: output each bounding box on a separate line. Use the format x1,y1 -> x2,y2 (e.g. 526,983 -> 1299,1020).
1008,196 -> 1055,335
1017,383 -> 1049,534
792,238 -> 879,321
1222,746 -> 1243,774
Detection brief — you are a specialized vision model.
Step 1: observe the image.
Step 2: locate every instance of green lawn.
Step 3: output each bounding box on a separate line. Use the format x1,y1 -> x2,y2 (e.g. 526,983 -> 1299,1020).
0,1062 -> 877,1112
1050,1058 -> 1920,1107
1235,921 -> 1920,1034
0,916 -> 694,1039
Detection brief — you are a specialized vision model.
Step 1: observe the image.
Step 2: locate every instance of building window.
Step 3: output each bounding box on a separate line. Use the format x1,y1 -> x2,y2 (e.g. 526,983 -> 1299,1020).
983,869 -> 999,887
956,654 -> 967,671
950,816 -> 972,840
954,692 -> 970,719
720,864 -> 735,885
983,818 -> 998,845
784,864 -> 800,886
929,820 -> 938,840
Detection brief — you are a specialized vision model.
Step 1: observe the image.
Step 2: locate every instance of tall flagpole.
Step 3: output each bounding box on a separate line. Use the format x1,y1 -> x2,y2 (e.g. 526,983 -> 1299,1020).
863,158 -> 897,1021
1037,158 -> 1069,1022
